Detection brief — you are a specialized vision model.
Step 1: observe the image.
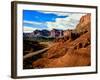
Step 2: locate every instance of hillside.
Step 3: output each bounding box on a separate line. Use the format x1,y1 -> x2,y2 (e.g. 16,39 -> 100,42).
32,14 -> 91,68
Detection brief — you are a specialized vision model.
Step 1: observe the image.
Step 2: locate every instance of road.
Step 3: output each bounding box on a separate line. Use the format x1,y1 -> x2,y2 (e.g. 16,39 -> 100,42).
23,41 -> 54,60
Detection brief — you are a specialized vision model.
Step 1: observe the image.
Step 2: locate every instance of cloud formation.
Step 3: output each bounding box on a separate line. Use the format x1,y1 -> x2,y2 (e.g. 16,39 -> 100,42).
23,26 -> 36,33
46,13 -> 86,30
23,10 -> 86,33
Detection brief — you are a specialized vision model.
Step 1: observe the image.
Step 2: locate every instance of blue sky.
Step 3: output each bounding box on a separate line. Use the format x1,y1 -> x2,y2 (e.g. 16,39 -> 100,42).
23,10 -> 67,22
23,10 -> 85,33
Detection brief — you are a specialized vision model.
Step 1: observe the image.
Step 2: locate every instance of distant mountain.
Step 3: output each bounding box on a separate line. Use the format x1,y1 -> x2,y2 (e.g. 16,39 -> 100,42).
23,29 -> 64,39
40,30 -> 50,37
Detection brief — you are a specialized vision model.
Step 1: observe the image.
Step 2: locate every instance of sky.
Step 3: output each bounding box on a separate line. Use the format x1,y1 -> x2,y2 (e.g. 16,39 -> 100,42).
23,10 -> 86,33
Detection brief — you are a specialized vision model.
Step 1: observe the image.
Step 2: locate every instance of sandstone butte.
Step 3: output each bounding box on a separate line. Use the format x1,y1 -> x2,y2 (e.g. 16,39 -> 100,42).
32,13 -> 91,68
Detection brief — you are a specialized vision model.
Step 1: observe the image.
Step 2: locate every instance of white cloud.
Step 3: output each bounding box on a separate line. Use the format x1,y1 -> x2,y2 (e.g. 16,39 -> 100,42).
23,20 -> 42,25
23,20 -> 47,31
46,13 -> 86,30
42,11 -> 71,16
23,26 -> 37,33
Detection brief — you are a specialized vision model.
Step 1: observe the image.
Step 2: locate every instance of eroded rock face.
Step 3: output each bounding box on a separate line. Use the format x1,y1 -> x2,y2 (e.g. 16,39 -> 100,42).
32,14 -> 91,68
76,13 -> 91,33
